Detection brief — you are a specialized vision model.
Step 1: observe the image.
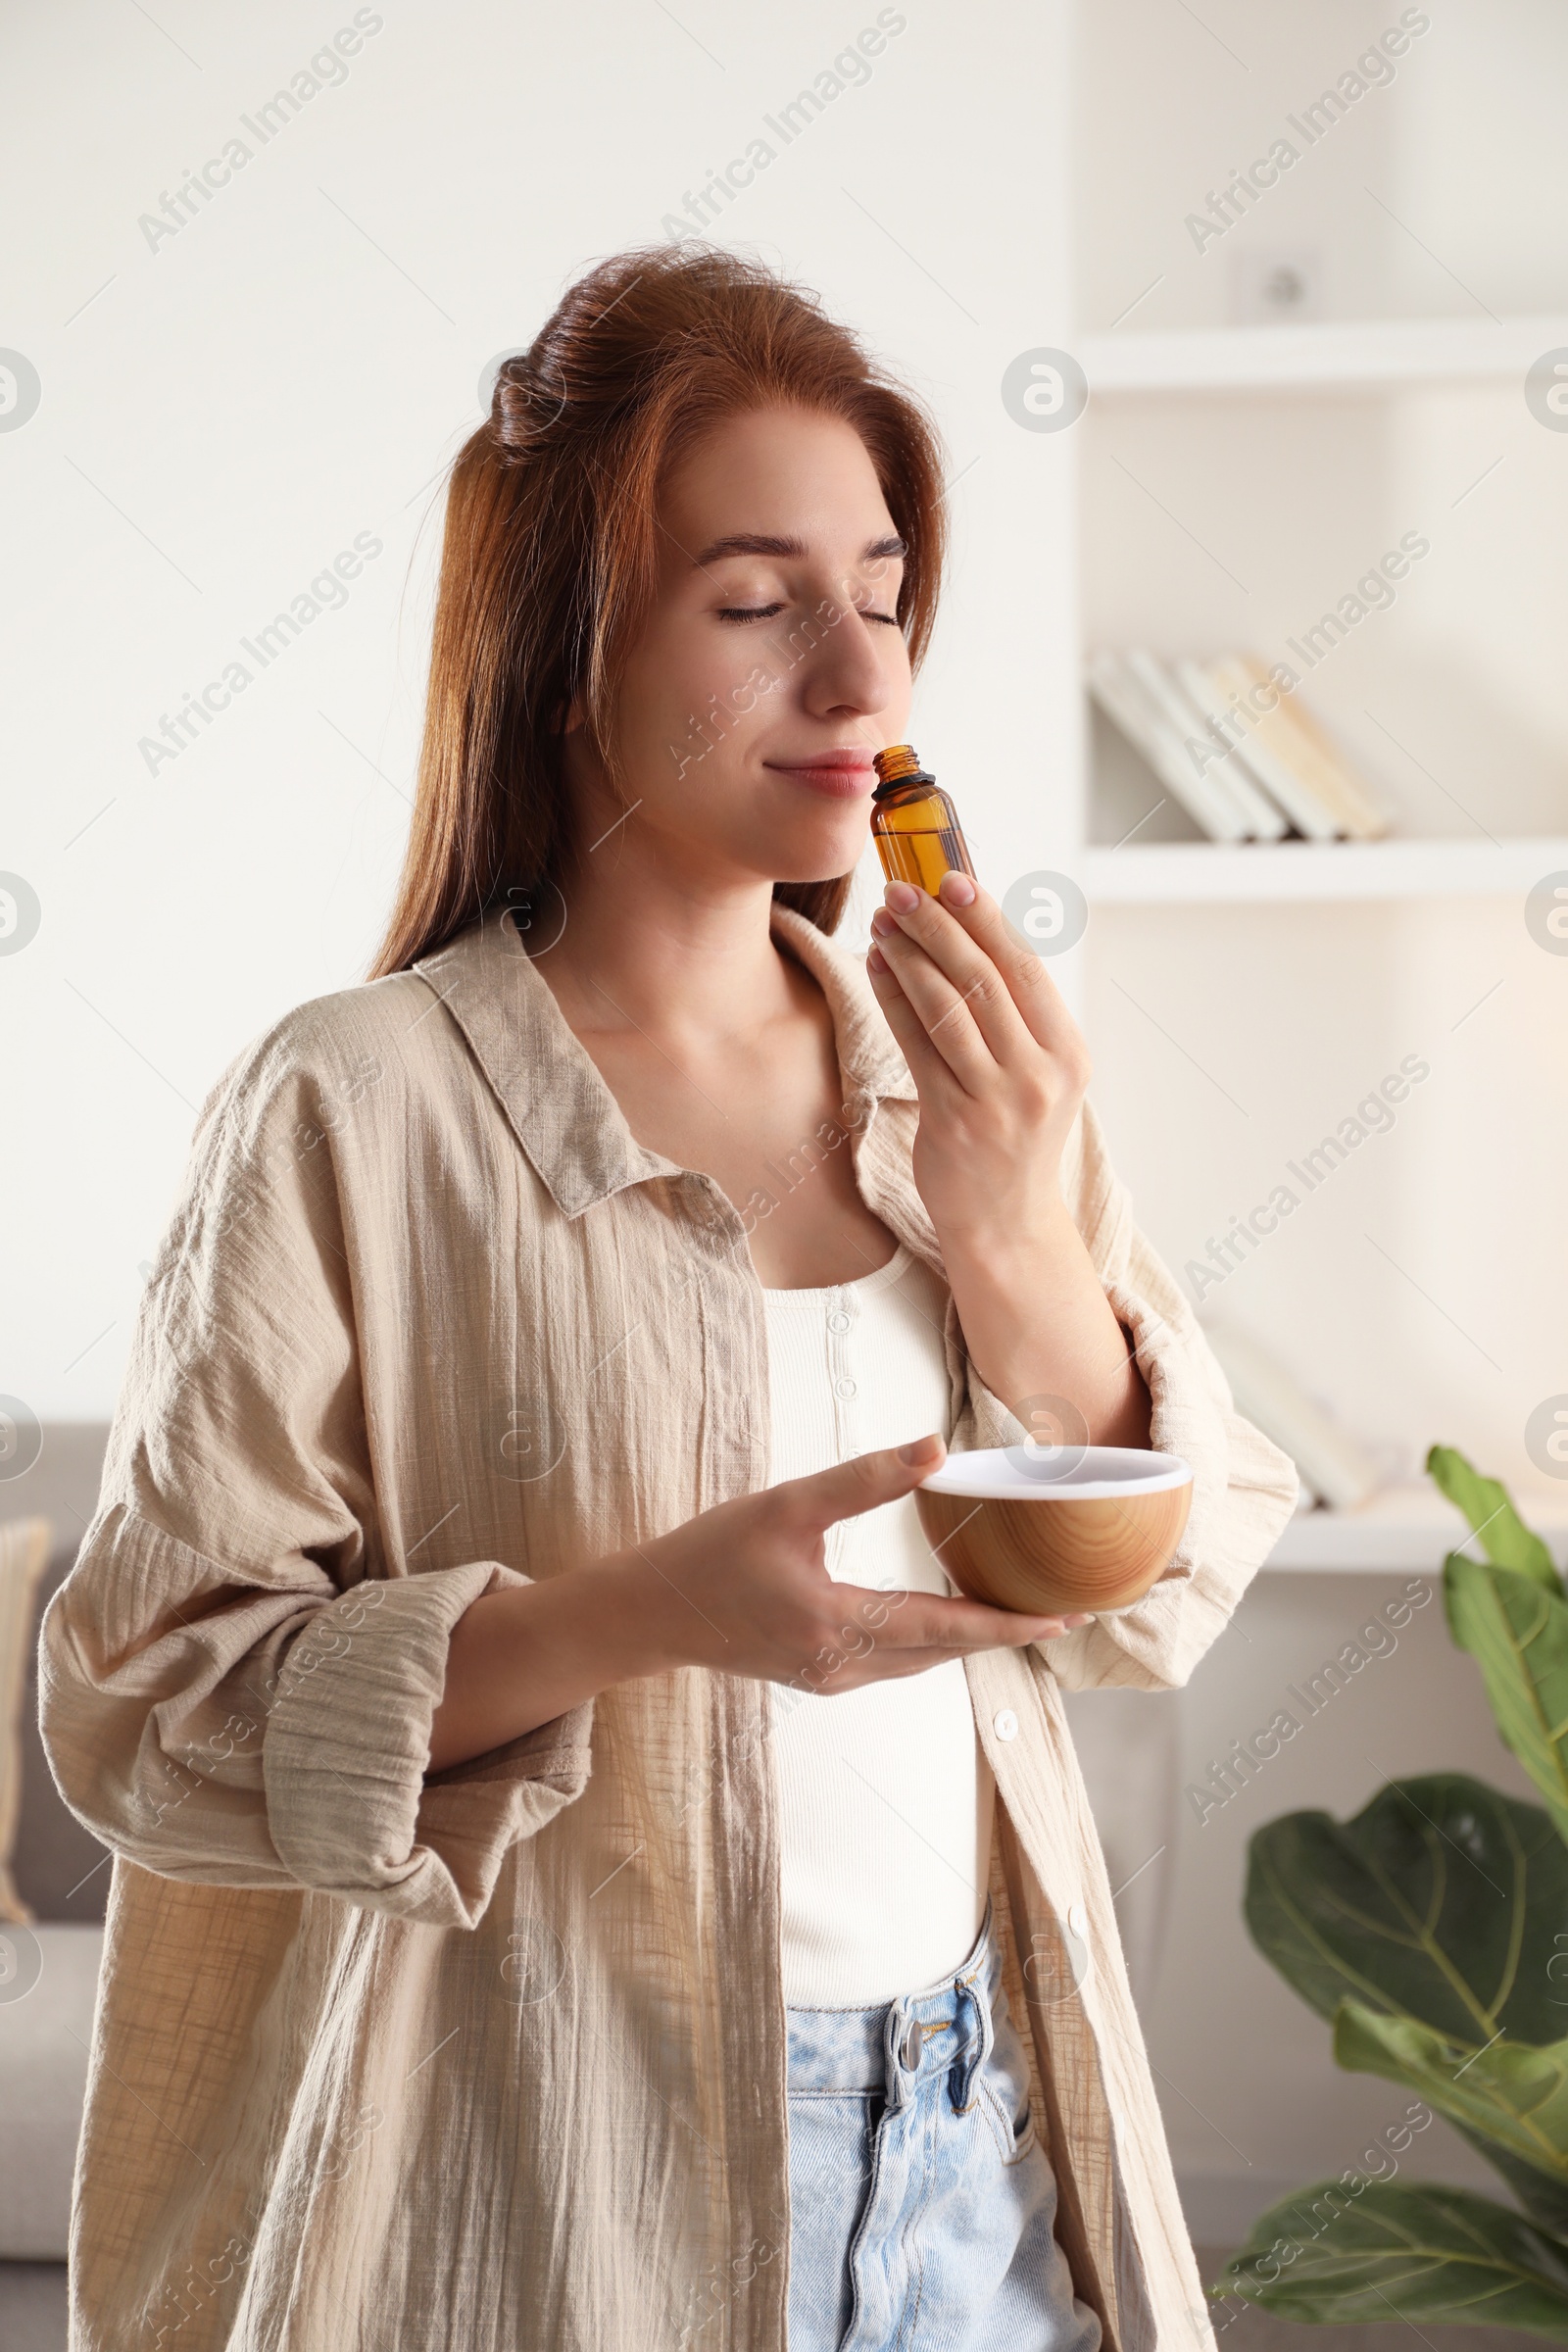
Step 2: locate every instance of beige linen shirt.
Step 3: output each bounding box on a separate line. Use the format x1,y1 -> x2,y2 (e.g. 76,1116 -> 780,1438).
40,900 -> 1298,2352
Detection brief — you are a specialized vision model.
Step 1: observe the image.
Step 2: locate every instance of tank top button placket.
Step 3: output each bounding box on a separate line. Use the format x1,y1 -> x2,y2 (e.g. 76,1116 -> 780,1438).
820,1288 -> 858,1582
825,1292 -> 858,1434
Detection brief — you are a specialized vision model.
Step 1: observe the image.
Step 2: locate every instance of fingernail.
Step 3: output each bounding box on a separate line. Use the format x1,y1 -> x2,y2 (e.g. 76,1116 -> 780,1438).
869,907 -> 897,937
866,943 -> 887,974
884,880 -> 919,914
939,870 -> 976,906
898,1433 -> 944,1466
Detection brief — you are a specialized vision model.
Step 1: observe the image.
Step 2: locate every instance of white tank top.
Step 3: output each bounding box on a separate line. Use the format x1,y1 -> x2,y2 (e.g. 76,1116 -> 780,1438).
763,1242 -> 998,2006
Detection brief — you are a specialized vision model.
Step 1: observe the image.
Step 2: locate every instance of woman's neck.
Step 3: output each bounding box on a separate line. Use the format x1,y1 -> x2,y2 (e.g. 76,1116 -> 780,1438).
531,842 -> 798,1055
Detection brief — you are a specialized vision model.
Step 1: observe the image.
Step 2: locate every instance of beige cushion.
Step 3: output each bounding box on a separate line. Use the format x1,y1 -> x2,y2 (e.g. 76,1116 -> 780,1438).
0,1517 -> 51,1924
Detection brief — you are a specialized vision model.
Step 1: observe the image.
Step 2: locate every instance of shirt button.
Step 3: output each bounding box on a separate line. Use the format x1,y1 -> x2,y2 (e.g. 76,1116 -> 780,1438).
826,1309 -> 851,1333
1068,1902 -> 1088,1938
834,1376 -> 857,1399
993,1708 -> 1019,1742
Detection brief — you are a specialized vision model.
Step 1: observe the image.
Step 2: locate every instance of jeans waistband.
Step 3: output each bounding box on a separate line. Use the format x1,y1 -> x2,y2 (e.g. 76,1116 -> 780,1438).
785,1900 -> 1001,2107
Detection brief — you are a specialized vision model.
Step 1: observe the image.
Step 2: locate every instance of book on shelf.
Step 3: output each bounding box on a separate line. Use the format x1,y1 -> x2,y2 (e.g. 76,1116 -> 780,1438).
1238,656 -> 1390,841
1089,647 -> 1392,844
1177,656 -> 1339,842
1087,651 -> 1257,842
1122,650 -> 1289,841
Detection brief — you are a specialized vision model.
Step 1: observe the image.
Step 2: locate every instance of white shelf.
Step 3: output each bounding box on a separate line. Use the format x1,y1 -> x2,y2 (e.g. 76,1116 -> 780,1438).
1263,1482 -> 1568,1574
1082,837 -> 1568,904
1080,314 -> 1568,397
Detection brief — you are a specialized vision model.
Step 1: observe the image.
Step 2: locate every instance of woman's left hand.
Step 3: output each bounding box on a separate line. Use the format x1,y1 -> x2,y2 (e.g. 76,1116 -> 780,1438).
865,871 -> 1091,1255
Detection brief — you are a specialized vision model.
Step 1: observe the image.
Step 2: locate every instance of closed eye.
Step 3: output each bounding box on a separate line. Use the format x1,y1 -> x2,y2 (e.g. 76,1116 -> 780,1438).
715,603 -> 902,626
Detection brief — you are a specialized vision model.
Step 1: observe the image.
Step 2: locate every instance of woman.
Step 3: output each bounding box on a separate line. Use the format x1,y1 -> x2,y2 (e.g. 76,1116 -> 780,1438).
42,245 -> 1297,2351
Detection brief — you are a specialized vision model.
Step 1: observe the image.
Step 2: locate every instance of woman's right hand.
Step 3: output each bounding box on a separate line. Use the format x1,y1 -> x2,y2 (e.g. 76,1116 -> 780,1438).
428,1433 -> 1087,1773
610,1431 -> 1089,1693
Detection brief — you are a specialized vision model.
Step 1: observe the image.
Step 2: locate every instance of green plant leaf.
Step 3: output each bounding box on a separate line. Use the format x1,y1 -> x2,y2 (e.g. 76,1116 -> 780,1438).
1451,2127 -> 1568,2237
1246,1775 -> 1568,2050
1216,2180 -> 1568,2335
1336,2001 -> 1568,2185
1446,1556 -> 1568,1846
1428,1446 -> 1559,1591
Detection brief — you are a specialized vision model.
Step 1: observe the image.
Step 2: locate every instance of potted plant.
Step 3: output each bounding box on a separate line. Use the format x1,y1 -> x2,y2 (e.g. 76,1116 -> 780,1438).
1216,1448 -> 1568,2335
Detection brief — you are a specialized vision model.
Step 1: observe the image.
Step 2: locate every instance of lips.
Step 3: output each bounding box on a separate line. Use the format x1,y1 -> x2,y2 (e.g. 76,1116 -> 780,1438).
763,751 -> 875,800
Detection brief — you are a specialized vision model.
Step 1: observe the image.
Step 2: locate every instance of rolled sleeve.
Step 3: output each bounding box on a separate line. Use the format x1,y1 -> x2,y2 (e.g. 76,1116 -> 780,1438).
266,1562 -> 593,1926
957,1100 -> 1298,1691
40,1509 -> 592,1930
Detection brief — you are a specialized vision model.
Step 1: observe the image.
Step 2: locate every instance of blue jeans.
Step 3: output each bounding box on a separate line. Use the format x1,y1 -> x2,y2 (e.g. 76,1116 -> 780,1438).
785,1903 -> 1103,2351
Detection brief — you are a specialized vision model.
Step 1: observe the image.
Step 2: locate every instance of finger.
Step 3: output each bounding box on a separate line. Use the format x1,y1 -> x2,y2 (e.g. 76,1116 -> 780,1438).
870,912 -> 1025,1088
933,870 -> 1083,1059
864,1623 -> 1090,1662
871,1590 -> 1078,1652
867,926 -> 1000,1094
874,882 -> 1035,1067
784,1435 -> 950,1534
864,951 -> 968,1101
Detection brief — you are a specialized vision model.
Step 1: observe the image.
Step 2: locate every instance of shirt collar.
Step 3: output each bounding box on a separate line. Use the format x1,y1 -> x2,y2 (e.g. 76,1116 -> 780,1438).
411,899 -> 915,1220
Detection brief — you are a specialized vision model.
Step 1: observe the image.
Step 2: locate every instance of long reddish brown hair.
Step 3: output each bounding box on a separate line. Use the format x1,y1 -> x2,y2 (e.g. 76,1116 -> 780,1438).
368,243 -> 948,978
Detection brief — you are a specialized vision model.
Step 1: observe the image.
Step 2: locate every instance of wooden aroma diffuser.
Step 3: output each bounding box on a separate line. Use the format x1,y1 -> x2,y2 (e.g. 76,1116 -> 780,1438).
914,1446 -> 1194,1616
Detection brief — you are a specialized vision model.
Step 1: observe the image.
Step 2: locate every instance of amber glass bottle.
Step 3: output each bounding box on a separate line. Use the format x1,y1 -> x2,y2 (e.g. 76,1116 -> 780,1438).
869,745 -> 975,895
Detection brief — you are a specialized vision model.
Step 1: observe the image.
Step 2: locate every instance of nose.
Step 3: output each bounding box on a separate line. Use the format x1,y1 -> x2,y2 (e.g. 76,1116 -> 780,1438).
797,593 -> 898,729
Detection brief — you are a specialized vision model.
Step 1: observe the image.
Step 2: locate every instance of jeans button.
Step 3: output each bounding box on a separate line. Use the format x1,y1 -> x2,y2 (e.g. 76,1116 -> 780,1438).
900,2019 -> 923,2071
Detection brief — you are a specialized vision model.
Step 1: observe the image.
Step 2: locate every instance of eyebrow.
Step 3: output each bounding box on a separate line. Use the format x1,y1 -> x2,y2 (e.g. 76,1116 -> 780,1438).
692,531 -> 907,567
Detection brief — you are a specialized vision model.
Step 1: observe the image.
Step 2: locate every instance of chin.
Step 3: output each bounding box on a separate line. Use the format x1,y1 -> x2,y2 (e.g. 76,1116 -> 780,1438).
760,823 -> 867,891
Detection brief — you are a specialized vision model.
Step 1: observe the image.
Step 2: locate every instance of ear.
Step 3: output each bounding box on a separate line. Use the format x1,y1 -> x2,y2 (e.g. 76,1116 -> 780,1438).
555,690 -> 586,737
